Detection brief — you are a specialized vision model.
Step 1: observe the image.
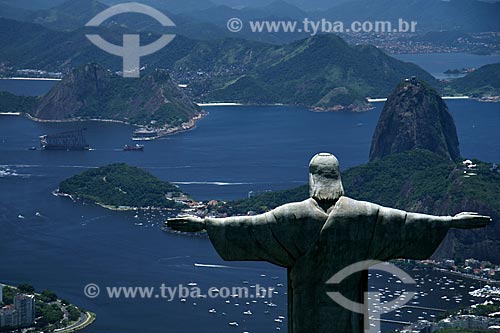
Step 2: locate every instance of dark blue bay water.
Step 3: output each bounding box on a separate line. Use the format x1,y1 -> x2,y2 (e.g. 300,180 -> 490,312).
393,53 -> 500,79
0,79 -> 57,96
0,80 -> 499,333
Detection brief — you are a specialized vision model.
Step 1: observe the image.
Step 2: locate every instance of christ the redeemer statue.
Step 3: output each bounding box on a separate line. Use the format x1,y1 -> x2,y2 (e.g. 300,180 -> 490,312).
166,153 -> 491,333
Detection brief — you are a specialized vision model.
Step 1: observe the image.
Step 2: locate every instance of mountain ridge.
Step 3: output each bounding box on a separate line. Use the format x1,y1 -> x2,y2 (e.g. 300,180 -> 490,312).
31,63 -> 202,127
203,34 -> 438,109
0,19 -> 439,110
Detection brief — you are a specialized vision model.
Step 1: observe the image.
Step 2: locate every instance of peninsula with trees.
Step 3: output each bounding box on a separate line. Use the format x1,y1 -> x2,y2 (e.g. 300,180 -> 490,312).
58,164 -> 190,211
0,282 -> 95,333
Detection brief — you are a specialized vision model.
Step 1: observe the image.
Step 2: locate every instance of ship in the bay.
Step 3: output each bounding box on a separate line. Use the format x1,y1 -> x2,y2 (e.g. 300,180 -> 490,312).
123,144 -> 144,151
39,129 -> 90,150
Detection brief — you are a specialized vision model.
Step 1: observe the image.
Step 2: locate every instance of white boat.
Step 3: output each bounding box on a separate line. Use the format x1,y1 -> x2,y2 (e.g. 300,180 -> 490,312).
132,128 -> 159,141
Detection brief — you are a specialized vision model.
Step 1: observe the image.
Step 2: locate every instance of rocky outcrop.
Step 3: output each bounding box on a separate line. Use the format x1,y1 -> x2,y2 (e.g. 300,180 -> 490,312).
31,63 -> 201,126
369,78 -> 461,162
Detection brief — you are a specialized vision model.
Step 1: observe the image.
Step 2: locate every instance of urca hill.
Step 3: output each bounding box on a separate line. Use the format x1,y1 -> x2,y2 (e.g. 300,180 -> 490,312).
31,63 -> 201,126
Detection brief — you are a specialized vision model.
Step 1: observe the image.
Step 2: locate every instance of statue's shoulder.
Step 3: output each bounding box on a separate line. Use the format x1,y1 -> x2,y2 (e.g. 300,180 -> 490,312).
333,196 -> 381,215
337,196 -> 376,206
272,198 -> 322,219
276,198 -> 315,208
334,197 -> 406,220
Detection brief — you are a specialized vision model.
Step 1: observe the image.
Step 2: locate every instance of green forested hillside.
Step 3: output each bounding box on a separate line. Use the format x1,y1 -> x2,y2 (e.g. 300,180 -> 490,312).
446,63 -> 500,97
31,63 -> 201,126
0,92 -> 38,113
0,18 -> 437,109
217,150 -> 500,263
59,164 -> 186,209
204,35 -> 437,108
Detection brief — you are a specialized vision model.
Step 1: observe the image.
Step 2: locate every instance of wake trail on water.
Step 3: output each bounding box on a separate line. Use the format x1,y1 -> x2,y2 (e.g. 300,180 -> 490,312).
194,263 -> 235,269
173,181 -> 253,186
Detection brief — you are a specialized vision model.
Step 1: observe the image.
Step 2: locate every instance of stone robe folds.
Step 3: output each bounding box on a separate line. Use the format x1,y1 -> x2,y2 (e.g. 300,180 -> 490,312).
205,196 -> 451,333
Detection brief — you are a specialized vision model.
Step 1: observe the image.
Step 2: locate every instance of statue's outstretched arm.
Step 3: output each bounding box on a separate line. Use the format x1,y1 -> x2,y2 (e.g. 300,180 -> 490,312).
370,207 -> 493,260
165,213 -> 271,233
165,215 -> 206,232
405,211 -> 492,229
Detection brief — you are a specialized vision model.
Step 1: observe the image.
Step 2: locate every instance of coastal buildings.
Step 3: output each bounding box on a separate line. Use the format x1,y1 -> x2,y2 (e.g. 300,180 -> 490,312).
14,294 -> 35,326
425,258 -> 500,281
432,314 -> 500,332
402,315 -> 500,333
0,305 -> 17,328
0,293 -> 35,329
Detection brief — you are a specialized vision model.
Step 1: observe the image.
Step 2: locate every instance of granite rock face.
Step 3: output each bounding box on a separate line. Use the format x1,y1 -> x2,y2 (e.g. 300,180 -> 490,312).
32,63 -> 200,126
369,79 -> 461,162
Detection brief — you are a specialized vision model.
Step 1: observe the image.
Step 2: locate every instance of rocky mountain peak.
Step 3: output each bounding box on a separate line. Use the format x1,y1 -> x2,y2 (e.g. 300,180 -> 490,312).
31,63 -> 200,126
369,78 -> 461,162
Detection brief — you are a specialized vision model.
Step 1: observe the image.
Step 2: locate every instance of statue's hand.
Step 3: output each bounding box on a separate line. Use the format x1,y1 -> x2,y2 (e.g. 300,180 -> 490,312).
165,216 -> 206,232
452,212 -> 492,229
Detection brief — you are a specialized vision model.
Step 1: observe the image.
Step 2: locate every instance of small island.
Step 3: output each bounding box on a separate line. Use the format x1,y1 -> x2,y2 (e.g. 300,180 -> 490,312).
0,283 -> 95,333
58,164 -> 190,211
444,68 -> 476,75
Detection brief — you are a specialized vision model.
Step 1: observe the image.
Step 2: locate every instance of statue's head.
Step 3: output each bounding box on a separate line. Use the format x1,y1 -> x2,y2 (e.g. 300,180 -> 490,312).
309,153 -> 344,201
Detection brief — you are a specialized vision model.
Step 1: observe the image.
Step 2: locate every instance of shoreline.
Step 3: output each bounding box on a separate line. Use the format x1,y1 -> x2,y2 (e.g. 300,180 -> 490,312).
196,102 -> 243,107
0,77 -> 62,81
312,103 -> 375,113
95,202 -> 179,212
433,267 -> 500,285
367,96 -> 473,103
0,282 -> 96,333
53,189 -> 180,212
131,111 -> 208,141
24,113 -> 131,125
1,96 -> 497,126
54,312 -> 95,333
0,112 -> 209,145
21,111 -> 208,141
